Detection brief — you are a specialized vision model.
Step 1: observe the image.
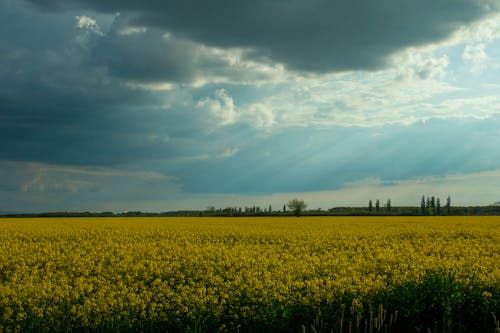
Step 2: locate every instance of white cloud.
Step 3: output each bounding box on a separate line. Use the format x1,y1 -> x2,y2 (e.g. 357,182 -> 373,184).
118,25 -> 147,35
463,43 -> 488,62
397,53 -> 449,80
451,12 -> 500,44
240,103 -> 276,128
75,15 -> 103,35
190,46 -> 289,87
196,89 -> 237,126
126,81 -> 175,91
232,65 -> 459,129
463,43 -> 492,73
74,15 -> 104,48
429,95 -> 500,118
219,147 -> 240,158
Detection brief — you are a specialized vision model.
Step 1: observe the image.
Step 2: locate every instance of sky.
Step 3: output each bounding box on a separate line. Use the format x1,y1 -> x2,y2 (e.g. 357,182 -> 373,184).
2,0 -> 500,213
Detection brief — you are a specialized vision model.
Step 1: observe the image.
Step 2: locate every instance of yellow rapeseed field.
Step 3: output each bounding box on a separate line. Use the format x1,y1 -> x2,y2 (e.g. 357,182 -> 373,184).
0,216 -> 498,332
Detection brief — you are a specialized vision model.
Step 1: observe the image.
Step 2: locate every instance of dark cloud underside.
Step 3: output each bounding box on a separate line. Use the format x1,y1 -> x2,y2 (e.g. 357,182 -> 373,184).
24,0 -> 499,72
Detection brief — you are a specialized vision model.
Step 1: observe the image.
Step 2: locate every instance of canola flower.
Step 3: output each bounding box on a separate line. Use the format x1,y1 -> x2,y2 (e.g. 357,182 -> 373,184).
0,216 -> 498,332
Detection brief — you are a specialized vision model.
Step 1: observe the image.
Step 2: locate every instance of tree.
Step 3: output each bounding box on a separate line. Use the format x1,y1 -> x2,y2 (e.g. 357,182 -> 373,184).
386,199 -> 391,212
436,198 -> 441,215
446,196 -> 451,215
287,199 -> 307,217
426,197 -> 431,215
222,207 -> 233,216
421,195 -> 426,215
431,196 -> 436,215
368,200 -> 373,213
375,199 -> 380,212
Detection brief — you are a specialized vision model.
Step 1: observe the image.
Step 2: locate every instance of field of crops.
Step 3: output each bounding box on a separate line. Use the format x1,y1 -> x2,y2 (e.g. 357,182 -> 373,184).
0,216 -> 499,332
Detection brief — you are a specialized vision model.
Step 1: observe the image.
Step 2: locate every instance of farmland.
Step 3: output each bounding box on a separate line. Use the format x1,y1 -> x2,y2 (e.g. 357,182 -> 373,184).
0,217 -> 499,332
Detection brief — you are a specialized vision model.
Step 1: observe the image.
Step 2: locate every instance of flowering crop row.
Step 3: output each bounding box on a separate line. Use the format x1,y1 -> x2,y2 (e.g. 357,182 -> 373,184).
0,216 -> 498,332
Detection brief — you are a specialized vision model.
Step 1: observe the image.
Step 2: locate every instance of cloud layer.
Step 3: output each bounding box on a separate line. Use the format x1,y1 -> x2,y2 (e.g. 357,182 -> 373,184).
25,0 -> 499,73
2,0 -> 500,211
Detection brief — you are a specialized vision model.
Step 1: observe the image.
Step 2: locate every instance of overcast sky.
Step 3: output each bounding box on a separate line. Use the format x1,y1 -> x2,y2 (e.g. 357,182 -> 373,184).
2,0 -> 500,213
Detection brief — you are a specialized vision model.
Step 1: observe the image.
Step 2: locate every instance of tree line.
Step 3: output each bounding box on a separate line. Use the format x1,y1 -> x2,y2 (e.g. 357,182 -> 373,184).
199,195 -> 500,217
3,196 -> 500,218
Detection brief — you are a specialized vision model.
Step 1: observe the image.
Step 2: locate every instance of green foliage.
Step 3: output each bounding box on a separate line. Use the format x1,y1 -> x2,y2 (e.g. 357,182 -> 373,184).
374,270 -> 499,333
287,199 -> 307,217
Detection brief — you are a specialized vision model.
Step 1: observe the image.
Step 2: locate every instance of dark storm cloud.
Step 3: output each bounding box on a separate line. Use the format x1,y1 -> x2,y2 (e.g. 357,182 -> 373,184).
24,0 -> 499,72
0,1 -> 213,166
0,0 -> 283,170
84,14 -> 280,84
89,16 -> 198,83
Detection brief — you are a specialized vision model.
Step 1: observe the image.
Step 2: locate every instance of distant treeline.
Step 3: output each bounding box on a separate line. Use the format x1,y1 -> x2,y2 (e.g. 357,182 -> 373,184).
0,211 -> 201,218
200,203 -> 500,217
3,204 -> 500,218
